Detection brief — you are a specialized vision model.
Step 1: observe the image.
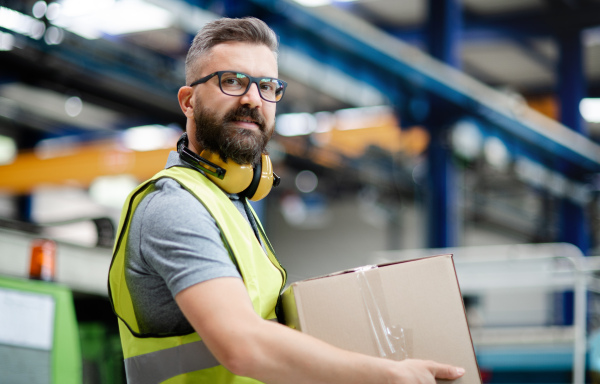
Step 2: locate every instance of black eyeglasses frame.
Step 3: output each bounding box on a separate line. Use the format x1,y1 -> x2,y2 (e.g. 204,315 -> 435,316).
189,70 -> 287,103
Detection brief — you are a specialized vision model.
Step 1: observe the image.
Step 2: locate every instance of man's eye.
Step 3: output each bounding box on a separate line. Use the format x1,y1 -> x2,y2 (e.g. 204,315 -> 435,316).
260,82 -> 275,92
223,78 -> 242,86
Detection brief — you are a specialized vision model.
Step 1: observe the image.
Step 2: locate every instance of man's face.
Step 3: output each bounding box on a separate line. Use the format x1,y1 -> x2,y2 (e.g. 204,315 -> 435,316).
189,42 -> 278,165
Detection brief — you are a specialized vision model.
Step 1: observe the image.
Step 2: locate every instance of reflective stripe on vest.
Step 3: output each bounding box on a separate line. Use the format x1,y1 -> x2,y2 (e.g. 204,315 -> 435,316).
124,318 -> 280,384
125,340 -> 218,384
108,165 -> 286,383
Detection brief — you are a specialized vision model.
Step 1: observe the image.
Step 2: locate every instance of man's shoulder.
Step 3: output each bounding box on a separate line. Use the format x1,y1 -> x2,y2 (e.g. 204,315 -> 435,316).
135,176 -> 208,222
151,176 -> 192,200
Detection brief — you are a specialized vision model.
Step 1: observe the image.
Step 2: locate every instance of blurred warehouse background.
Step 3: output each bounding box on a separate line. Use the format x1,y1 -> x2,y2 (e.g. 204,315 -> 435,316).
1,0 -> 600,383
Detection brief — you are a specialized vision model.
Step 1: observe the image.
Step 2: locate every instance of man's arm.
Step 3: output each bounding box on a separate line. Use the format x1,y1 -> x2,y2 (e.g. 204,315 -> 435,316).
175,277 -> 465,384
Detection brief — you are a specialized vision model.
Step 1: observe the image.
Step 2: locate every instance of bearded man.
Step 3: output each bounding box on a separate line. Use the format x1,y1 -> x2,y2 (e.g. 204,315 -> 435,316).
109,17 -> 465,384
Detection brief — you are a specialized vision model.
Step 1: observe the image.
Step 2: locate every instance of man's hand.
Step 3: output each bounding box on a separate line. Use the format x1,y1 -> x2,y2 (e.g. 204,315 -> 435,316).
389,359 -> 465,384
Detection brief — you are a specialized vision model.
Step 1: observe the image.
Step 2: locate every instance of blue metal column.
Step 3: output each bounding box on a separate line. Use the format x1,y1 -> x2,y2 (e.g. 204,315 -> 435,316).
554,27 -> 589,330
557,28 -> 590,256
424,0 -> 461,248
16,195 -> 34,223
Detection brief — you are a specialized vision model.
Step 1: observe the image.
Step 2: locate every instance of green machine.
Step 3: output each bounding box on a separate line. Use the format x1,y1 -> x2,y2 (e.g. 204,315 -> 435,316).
0,275 -> 82,384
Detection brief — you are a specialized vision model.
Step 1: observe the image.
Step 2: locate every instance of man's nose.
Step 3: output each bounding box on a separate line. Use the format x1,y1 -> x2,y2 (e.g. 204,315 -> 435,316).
239,82 -> 262,108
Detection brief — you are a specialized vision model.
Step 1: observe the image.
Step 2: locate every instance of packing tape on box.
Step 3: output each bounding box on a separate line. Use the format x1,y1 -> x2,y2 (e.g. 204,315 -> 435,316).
355,265 -> 408,361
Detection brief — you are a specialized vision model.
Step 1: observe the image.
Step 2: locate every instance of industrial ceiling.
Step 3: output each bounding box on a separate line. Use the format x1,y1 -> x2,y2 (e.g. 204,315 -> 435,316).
0,0 -> 598,144
0,0 -> 599,250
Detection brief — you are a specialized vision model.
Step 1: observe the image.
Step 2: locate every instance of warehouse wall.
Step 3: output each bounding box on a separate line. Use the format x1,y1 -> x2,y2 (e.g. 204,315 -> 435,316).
266,195 -> 525,283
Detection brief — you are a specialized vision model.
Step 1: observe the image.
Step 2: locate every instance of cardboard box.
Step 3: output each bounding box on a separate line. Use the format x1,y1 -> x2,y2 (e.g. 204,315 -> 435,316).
281,254 -> 481,384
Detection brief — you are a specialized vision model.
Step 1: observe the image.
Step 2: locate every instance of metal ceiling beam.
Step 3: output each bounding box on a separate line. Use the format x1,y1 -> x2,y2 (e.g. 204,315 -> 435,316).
372,3 -> 600,40
1,1 -> 598,177
246,0 -> 600,179
362,4 -> 600,82
0,141 -> 171,194
0,20 -> 184,140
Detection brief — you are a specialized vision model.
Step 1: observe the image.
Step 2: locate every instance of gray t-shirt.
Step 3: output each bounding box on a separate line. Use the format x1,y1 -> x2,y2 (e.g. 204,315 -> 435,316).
125,151 -> 256,335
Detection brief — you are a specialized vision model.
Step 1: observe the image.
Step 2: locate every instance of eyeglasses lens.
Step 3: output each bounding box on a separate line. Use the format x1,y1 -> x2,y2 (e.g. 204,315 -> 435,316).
219,72 -> 284,102
220,72 -> 247,95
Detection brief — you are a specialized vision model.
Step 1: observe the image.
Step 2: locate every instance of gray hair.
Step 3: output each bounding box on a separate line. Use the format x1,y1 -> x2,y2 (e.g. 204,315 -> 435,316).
185,17 -> 279,84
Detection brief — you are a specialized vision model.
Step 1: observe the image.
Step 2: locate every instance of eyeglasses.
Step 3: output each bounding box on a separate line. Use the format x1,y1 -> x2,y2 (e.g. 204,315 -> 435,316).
189,70 -> 287,103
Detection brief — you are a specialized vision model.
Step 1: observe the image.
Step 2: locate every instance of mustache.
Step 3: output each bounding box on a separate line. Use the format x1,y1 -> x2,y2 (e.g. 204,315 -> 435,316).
223,106 -> 266,131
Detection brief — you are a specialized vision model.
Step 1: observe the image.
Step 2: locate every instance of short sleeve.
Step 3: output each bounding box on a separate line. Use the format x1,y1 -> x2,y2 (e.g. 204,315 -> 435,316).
133,178 -> 242,296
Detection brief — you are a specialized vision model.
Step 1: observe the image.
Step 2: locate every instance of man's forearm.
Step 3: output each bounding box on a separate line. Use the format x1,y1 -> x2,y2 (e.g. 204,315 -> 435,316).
176,278 -> 464,384
230,317 -> 392,384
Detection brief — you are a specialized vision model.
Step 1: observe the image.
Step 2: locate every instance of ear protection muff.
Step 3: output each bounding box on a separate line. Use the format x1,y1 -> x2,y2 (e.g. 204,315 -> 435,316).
177,133 -> 280,201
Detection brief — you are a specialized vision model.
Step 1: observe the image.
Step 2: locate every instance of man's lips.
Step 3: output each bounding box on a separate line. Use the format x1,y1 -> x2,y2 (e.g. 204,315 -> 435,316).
230,117 -> 261,130
224,106 -> 266,131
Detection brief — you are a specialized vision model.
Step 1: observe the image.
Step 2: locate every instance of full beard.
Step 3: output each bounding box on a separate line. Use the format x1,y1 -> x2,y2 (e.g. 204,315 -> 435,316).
194,105 -> 273,166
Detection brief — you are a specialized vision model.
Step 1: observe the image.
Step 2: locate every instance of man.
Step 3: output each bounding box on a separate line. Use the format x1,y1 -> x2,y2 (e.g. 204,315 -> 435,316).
109,17 -> 466,384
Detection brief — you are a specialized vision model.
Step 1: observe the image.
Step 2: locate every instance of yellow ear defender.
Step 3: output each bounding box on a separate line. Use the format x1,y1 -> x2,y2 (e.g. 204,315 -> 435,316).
177,133 -> 280,201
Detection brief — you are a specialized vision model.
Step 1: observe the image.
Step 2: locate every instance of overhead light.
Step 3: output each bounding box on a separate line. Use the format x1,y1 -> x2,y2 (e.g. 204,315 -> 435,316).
89,174 -> 139,209
451,120 -> 482,160
292,0 -> 331,6
276,113 -> 318,136
580,98 -> 600,123
64,96 -> 82,117
276,106 -> 393,137
32,1 -> 48,19
98,0 -> 173,35
0,135 -> 17,165
0,6 -> 46,39
51,0 -> 174,39
44,26 -> 64,45
483,137 -> 510,171
46,2 -> 60,21
295,170 -> 318,193
0,31 -> 15,51
292,0 -> 358,6
122,125 -> 180,152
334,105 -> 393,131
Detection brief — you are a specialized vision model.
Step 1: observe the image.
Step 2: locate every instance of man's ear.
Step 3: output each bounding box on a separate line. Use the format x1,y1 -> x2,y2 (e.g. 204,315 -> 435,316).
178,86 -> 195,119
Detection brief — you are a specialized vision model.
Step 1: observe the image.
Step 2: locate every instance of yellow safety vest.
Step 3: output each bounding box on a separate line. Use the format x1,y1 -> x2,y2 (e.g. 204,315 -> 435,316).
108,166 -> 287,384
